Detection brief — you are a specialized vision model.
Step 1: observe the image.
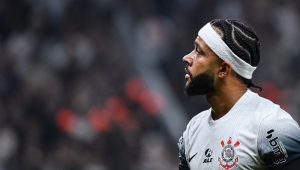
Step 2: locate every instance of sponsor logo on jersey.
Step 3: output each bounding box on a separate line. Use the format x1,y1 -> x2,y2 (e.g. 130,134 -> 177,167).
266,129 -> 288,164
203,148 -> 213,163
218,137 -> 240,170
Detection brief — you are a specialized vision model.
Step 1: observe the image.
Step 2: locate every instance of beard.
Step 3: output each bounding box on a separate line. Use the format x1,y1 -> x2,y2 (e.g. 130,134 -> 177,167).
184,66 -> 216,96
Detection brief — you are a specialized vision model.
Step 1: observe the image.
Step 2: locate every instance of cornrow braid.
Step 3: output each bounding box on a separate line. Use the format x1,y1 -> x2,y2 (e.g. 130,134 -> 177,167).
210,19 -> 262,91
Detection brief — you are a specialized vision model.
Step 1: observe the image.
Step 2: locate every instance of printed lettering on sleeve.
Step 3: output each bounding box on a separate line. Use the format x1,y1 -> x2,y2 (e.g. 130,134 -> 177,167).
266,129 -> 288,164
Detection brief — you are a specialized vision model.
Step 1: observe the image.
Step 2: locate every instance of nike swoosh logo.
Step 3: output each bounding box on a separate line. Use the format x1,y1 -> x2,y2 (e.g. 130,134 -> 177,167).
188,153 -> 198,162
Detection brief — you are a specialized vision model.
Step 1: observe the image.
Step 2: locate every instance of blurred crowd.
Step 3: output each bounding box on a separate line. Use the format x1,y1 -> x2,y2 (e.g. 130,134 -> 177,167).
0,0 -> 300,170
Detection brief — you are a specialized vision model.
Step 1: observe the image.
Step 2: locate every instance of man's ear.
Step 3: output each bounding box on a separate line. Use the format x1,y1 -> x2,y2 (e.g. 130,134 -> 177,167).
218,61 -> 232,78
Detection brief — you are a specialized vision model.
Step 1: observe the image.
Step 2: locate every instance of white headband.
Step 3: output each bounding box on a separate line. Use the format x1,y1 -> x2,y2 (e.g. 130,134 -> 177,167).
198,23 -> 256,79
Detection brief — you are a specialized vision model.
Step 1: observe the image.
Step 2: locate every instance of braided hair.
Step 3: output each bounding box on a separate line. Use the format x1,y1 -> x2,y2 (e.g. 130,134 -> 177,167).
210,19 -> 262,91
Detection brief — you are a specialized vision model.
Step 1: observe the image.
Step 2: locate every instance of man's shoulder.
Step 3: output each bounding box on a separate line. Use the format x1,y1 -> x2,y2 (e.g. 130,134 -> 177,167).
190,108 -> 211,123
250,91 -> 299,129
191,109 -> 211,121
260,106 -> 298,127
185,109 -> 210,131
257,102 -> 300,168
246,90 -> 279,117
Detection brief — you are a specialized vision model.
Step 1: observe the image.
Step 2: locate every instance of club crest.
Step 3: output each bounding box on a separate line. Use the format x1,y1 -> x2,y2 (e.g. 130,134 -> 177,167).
218,137 -> 240,170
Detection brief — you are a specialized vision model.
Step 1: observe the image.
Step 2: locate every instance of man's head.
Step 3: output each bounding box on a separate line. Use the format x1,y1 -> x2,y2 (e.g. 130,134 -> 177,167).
183,19 -> 261,96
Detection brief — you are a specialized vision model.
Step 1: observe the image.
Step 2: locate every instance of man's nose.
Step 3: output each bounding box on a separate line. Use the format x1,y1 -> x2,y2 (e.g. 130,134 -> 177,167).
183,52 -> 193,66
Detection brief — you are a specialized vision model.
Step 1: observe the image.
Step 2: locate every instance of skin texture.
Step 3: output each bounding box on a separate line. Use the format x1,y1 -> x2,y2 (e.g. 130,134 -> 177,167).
183,36 -> 248,120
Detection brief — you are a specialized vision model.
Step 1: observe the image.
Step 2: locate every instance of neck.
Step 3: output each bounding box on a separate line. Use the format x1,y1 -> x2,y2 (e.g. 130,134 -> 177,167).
206,87 -> 247,120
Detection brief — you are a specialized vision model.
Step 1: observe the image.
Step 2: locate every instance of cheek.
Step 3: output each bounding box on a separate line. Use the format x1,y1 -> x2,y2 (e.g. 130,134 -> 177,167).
192,60 -> 208,75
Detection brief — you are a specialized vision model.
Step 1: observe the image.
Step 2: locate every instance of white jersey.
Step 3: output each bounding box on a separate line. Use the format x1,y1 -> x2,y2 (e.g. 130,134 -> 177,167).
178,90 -> 300,170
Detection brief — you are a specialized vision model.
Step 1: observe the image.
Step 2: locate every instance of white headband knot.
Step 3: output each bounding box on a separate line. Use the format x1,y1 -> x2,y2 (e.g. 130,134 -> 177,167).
198,23 -> 256,79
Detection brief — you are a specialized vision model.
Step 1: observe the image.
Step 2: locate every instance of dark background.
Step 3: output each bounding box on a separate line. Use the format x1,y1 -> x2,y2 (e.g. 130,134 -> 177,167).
0,0 -> 300,169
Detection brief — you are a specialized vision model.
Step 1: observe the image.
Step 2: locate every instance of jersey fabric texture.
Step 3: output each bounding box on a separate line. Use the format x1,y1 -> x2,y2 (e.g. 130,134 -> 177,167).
178,90 -> 300,170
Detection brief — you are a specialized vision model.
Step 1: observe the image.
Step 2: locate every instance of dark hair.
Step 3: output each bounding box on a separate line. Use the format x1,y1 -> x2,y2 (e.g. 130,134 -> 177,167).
210,19 -> 262,91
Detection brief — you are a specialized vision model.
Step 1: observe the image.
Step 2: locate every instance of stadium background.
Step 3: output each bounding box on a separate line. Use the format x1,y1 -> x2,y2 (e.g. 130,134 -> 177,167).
0,0 -> 300,169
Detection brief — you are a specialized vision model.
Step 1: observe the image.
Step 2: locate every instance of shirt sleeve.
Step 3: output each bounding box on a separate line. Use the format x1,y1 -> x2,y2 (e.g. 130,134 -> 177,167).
178,136 -> 190,170
257,107 -> 300,170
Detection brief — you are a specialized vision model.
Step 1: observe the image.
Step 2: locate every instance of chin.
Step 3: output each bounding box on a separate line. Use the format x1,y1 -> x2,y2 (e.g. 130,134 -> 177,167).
184,68 -> 216,96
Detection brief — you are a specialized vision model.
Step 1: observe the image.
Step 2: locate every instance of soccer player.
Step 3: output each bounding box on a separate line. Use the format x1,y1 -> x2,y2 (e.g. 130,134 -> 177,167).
178,19 -> 300,170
